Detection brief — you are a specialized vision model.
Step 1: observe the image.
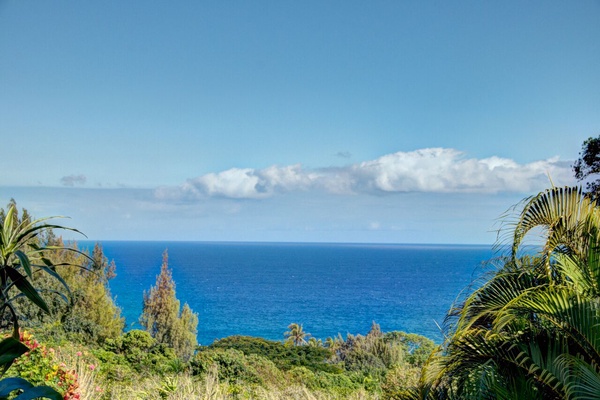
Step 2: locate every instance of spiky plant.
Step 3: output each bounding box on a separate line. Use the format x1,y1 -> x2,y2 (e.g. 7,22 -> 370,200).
0,204 -> 86,399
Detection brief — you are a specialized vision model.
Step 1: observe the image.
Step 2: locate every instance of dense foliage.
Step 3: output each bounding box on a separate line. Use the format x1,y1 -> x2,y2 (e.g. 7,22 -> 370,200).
0,200 -> 84,399
1,200 -> 125,346
574,135 -> 600,200
187,326 -> 430,398
199,335 -> 338,373
405,186 -> 600,399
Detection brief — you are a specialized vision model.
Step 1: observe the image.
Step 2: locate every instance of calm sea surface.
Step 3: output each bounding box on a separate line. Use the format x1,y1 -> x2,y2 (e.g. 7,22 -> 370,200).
79,241 -> 494,345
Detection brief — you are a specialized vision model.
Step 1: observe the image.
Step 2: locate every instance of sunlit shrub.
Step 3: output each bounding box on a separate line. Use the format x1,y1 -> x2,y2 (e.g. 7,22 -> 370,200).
8,331 -> 82,399
191,348 -> 262,384
381,364 -> 421,399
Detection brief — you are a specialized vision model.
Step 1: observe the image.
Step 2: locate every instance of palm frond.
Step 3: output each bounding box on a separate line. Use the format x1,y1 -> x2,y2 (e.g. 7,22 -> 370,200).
511,187 -> 599,279
503,287 -> 600,367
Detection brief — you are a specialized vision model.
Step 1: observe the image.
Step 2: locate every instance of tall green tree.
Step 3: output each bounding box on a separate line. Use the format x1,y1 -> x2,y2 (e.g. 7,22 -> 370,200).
408,186 -> 600,399
140,250 -> 198,361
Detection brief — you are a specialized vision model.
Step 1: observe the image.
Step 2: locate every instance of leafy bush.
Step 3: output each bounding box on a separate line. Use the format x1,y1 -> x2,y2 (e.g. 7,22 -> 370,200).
380,364 -> 421,399
190,348 -> 263,384
99,330 -> 179,376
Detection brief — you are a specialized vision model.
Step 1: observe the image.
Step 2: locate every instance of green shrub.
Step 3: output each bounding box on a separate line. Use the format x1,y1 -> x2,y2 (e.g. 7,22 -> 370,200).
244,354 -> 286,388
314,370 -> 362,394
381,364 -> 421,399
98,330 -> 179,376
191,348 -> 262,384
287,366 -> 316,387
92,347 -> 133,383
121,330 -> 156,352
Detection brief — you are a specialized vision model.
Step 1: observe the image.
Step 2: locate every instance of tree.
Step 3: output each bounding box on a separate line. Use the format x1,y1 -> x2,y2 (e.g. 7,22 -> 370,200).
574,135 -> 600,200
408,187 -> 600,399
284,323 -> 310,346
173,301 -> 199,362
140,250 -> 198,361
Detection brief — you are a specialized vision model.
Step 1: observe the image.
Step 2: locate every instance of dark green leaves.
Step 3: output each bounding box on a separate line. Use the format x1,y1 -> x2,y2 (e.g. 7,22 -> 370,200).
0,377 -> 62,400
4,267 -> 49,314
12,251 -> 31,279
0,338 -> 28,367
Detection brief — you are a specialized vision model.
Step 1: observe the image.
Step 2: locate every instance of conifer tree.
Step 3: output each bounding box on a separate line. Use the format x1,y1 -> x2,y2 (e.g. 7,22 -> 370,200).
140,250 -> 198,360
178,303 -> 199,359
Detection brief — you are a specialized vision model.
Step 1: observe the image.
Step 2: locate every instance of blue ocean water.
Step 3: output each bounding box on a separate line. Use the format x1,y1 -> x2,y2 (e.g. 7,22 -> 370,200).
80,241 -> 494,345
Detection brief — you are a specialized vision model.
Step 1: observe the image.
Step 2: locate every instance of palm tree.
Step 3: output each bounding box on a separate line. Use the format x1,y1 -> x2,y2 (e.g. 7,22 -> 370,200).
408,187 -> 600,399
284,322 -> 311,346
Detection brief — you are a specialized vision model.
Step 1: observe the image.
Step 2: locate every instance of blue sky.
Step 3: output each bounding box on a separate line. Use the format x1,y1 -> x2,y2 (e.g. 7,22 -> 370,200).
0,1 -> 598,244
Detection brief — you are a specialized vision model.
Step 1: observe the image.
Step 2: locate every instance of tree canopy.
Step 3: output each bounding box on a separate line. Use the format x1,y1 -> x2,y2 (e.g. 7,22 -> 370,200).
574,135 -> 600,199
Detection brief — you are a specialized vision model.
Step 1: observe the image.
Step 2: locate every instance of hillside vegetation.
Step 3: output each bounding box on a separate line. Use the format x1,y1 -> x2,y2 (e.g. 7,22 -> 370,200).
2,184 -> 600,399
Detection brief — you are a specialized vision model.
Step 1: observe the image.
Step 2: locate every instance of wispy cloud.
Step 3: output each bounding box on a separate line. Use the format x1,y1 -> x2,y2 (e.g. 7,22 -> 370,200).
155,148 -> 574,201
60,174 -> 87,187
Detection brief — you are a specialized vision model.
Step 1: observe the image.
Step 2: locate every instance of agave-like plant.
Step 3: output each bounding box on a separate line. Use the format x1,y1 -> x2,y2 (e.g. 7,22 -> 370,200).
0,204 -> 87,400
407,187 -> 600,400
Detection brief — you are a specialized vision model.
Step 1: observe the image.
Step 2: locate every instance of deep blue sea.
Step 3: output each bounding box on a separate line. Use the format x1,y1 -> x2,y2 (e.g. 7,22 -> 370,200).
79,241 -> 494,345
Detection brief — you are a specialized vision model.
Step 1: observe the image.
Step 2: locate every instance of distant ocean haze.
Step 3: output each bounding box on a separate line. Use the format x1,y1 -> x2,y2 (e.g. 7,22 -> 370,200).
78,241 -> 494,345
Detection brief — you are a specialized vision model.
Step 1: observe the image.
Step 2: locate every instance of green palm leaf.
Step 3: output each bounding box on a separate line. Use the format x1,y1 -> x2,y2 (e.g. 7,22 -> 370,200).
413,187 -> 600,399
511,187 -> 600,278
554,354 -> 600,400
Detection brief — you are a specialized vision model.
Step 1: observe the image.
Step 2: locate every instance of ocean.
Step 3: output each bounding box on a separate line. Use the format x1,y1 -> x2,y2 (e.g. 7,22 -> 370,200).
80,241 -> 494,345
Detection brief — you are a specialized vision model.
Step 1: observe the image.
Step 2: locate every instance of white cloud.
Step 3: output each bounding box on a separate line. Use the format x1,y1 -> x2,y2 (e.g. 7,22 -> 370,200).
156,148 -> 575,200
352,149 -> 573,193
156,164 -> 313,200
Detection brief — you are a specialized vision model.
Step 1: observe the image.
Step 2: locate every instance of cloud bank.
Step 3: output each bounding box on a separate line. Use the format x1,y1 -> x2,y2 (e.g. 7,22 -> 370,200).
155,148 -> 574,201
